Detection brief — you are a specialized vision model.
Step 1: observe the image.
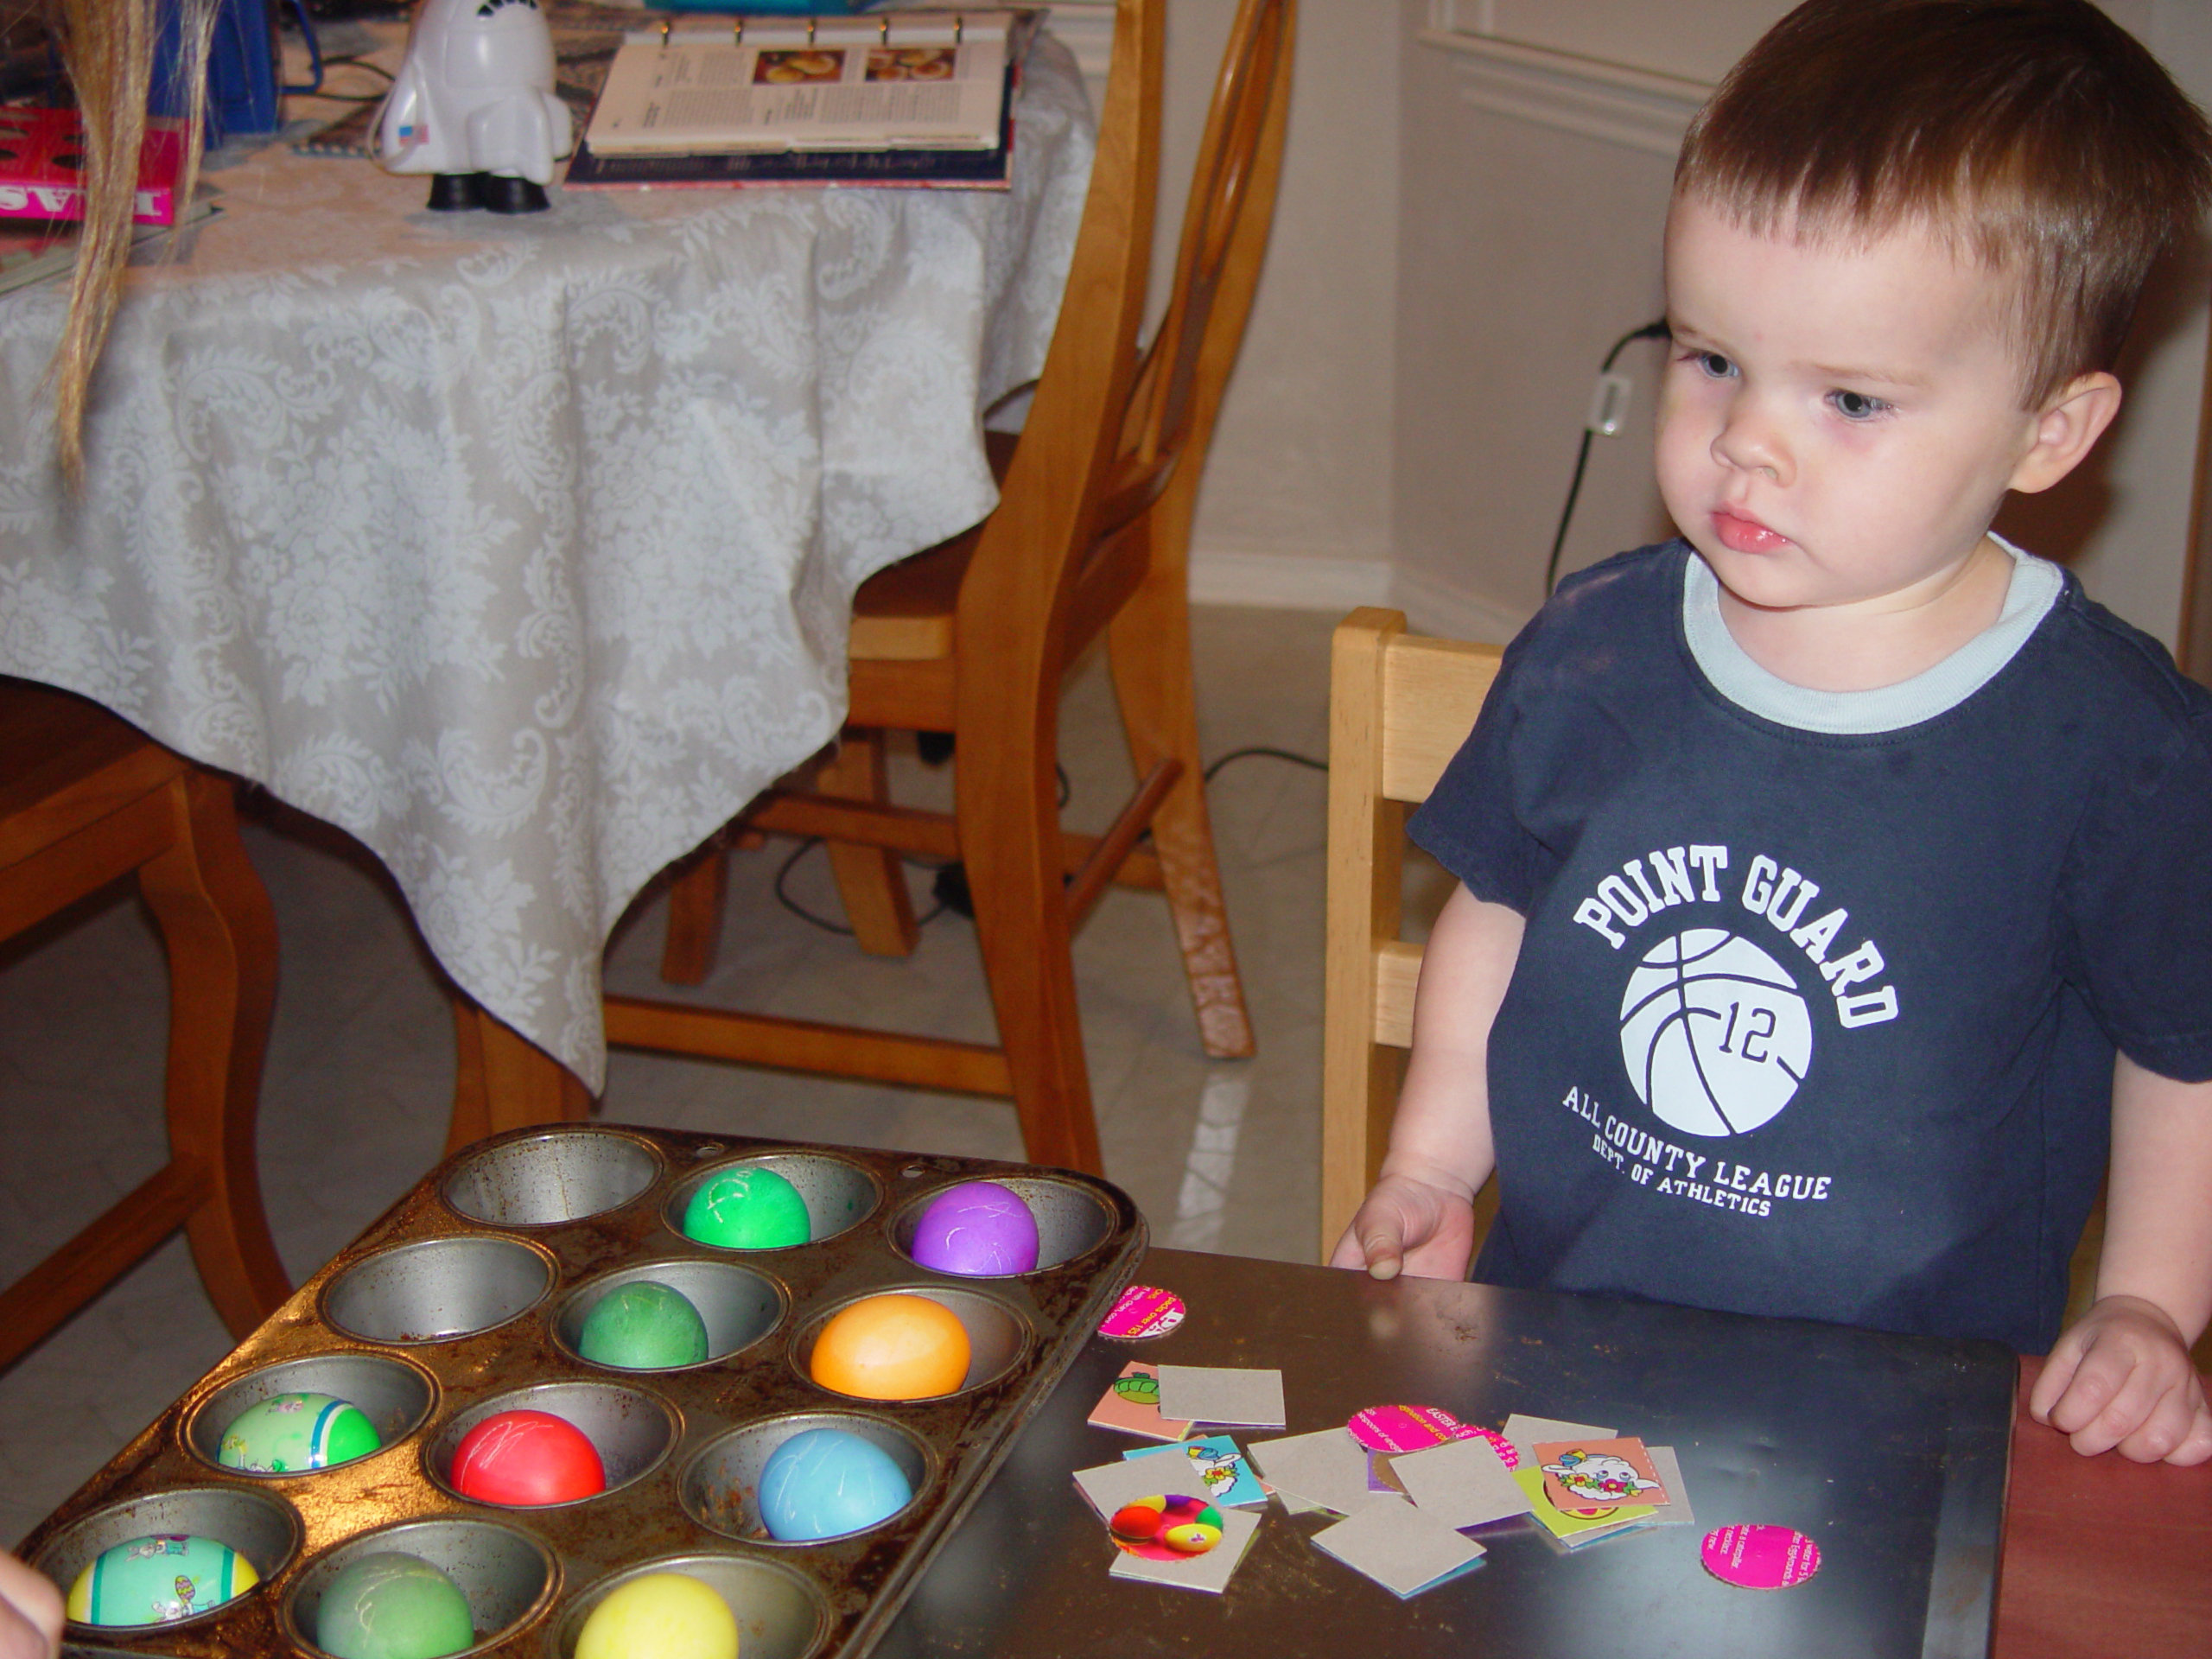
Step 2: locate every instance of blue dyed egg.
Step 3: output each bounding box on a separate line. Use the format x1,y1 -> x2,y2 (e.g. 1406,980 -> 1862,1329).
908,1181 -> 1039,1275
758,1427 -> 914,1541
67,1535 -> 258,1626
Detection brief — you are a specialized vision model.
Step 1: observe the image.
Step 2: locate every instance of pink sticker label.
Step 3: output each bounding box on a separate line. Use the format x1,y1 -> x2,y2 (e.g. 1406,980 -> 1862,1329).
1098,1285 -> 1185,1339
1344,1406 -> 1515,1468
1700,1524 -> 1822,1589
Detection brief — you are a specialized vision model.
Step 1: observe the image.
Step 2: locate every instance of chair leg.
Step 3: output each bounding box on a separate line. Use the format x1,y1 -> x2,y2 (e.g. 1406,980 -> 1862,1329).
660,846 -> 730,986
137,771 -> 290,1339
1107,549 -> 1256,1060
958,716 -> 1103,1174
450,1001 -> 592,1154
818,729 -> 920,957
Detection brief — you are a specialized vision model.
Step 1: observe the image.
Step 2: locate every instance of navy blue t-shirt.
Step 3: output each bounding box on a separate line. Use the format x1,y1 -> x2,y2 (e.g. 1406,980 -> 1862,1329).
1408,540 -> 2212,1353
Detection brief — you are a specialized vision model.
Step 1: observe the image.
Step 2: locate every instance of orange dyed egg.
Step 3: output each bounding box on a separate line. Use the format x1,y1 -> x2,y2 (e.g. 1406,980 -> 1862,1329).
809,1294 -> 972,1400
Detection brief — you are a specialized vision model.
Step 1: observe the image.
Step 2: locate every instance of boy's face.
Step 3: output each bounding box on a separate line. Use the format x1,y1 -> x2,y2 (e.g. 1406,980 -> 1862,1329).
1656,199 -> 2050,616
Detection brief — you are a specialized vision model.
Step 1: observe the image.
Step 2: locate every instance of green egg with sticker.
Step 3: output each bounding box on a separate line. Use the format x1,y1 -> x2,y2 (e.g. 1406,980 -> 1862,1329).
67,1535 -> 258,1626
218,1392 -> 382,1474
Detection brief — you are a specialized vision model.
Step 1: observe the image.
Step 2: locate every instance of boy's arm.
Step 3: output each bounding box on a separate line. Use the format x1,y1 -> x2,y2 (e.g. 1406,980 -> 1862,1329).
1328,884 -> 1524,1280
2029,1053 -> 2212,1464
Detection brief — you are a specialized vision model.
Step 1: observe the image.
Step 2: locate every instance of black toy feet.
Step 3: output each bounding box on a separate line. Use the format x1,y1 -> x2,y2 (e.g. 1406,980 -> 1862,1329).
426,172 -> 551,213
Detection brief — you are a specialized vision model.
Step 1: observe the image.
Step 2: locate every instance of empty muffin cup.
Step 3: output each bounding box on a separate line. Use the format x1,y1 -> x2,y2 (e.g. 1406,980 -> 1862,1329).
284,1516 -> 556,1656
185,1353 -> 435,1474
442,1129 -> 662,1227
682,1413 -> 931,1542
552,1554 -> 828,1659
324,1236 -> 554,1344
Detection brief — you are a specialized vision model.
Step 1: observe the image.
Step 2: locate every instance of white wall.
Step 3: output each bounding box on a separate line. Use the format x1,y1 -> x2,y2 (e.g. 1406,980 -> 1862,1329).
1383,0 -> 2212,652
1154,0 -> 1402,611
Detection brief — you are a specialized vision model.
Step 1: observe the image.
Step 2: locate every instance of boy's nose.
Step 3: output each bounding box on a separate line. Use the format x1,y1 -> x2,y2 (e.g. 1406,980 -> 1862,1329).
1712,399 -> 1789,485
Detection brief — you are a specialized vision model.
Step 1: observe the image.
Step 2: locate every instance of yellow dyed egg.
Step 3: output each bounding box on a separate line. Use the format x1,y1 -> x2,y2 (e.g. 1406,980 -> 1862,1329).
808,1294 -> 971,1400
66,1535 -> 258,1626
575,1573 -> 737,1659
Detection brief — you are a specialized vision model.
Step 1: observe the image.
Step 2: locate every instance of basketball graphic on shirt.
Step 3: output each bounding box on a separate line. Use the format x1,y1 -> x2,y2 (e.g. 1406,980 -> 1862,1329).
1618,928 -> 1812,1136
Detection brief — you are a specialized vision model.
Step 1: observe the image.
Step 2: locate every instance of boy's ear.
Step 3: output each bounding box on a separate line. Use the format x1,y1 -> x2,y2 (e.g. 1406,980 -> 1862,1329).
2009,372 -> 2122,495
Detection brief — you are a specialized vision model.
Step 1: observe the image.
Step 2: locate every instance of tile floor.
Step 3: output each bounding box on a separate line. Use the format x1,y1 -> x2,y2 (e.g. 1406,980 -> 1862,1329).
2,603 -> 1451,1548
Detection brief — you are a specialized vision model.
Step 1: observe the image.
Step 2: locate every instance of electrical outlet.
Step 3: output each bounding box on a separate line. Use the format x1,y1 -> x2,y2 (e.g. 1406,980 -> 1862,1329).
1586,371 -> 1634,437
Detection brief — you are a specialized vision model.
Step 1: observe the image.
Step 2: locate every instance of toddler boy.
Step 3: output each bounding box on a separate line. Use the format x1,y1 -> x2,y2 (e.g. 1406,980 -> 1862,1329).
1333,0 -> 2212,1465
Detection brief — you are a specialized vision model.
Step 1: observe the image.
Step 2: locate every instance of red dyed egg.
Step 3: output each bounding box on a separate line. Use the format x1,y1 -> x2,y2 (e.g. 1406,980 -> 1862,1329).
450,1409 -> 606,1505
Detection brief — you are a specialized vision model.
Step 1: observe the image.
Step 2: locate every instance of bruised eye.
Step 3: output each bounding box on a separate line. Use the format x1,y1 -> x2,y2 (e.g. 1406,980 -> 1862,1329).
1830,389 -> 1891,421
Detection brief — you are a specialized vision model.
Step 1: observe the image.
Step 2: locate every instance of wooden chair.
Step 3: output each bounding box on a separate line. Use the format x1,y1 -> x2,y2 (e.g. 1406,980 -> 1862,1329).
0,679 -> 289,1371
607,0 -> 1296,1174
1319,608 -> 1506,1262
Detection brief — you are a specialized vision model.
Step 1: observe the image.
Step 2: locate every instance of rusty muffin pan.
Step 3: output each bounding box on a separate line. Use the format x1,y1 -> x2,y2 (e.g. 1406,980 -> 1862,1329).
22,1126 -> 1145,1658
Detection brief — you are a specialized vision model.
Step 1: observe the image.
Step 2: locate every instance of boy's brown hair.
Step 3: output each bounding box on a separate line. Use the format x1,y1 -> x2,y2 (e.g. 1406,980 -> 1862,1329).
1676,0 -> 2212,406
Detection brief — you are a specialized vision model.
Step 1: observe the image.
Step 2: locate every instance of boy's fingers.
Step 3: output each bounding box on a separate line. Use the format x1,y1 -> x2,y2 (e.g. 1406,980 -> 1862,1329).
2026,1343 -> 2085,1423
2164,1399 -> 2212,1466
1359,1230 -> 1404,1280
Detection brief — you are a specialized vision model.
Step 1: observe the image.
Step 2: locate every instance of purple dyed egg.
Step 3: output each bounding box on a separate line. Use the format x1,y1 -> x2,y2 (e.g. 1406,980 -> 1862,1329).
909,1181 -> 1040,1275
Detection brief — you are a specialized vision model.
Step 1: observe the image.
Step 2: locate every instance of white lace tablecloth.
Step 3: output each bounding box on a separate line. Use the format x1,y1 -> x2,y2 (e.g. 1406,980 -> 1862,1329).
0,39 -> 1092,1091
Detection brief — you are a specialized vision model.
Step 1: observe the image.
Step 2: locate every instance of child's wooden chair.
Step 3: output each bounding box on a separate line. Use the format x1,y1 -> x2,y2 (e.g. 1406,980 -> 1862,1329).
1319,608 -> 1504,1262
0,679 -> 290,1371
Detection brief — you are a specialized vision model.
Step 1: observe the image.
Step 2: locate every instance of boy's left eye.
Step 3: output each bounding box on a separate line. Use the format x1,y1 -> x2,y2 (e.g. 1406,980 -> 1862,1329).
1829,389 -> 1890,421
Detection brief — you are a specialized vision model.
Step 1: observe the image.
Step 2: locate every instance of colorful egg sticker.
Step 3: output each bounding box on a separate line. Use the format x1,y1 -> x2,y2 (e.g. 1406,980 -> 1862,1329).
1107,1494 -> 1223,1560
1701,1524 -> 1822,1589
219,1392 -> 382,1474
682,1166 -> 810,1249
1097,1284 -> 1185,1340
575,1572 -> 738,1659
67,1535 -> 258,1627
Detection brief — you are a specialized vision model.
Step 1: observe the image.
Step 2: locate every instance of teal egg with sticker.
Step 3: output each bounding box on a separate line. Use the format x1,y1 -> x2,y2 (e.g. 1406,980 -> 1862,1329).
67,1535 -> 258,1626
578,1281 -> 710,1370
219,1392 -> 382,1474
315,1552 -> 475,1659
683,1166 -> 810,1249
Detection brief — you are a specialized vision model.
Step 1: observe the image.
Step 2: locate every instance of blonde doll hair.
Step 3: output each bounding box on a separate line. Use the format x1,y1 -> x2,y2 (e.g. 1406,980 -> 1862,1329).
45,0 -> 213,483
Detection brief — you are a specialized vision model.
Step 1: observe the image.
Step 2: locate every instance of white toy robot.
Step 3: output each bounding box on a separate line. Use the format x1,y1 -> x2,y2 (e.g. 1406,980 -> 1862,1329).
377,0 -> 574,213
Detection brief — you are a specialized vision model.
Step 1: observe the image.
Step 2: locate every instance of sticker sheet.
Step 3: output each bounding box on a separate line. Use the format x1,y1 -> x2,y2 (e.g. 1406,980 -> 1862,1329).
1123,1435 -> 1266,1507
1532,1436 -> 1673,1511
1087,1363 -> 1194,1442
1155,1365 -> 1287,1429
1108,1503 -> 1262,1592
1311,1502 -> 1487,1599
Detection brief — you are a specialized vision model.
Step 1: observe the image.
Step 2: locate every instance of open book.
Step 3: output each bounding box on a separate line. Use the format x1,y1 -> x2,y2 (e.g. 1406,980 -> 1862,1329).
582,10 -> 1038,158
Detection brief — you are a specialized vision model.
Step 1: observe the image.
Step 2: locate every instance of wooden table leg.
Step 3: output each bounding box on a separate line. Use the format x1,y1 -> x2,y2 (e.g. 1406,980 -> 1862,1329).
448,1001 -> 594,1154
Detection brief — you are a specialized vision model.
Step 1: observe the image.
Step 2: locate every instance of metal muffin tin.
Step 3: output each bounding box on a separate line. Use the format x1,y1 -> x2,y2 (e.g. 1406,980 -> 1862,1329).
24,1126 -> 1145,1658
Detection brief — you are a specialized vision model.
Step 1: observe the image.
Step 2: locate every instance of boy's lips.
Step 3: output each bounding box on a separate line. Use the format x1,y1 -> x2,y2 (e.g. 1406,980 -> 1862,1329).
1712,509 -> 1791,555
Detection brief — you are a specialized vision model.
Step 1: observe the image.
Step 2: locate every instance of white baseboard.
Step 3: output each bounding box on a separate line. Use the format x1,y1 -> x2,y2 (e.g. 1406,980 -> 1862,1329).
1389,561 -> 1532,645
1187,547 -> 1395,613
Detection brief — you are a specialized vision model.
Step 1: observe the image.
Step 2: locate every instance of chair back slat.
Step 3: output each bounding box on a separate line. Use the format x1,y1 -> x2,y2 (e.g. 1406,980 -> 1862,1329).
1096,0 -> 1294,543
1320,610 -> 1503,1257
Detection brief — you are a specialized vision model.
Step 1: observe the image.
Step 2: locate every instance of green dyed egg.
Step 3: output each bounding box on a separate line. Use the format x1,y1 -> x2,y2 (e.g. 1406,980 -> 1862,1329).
67,1535 -> 257,1626
315,1552 -> 475,1659
219,1392 -> 382,1474
579,1281 -> 710,1370
683,1166 -> 810,1249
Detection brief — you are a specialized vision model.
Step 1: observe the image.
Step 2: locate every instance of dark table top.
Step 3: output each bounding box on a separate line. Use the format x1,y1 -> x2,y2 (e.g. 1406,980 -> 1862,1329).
878,1247 -> 2018,1659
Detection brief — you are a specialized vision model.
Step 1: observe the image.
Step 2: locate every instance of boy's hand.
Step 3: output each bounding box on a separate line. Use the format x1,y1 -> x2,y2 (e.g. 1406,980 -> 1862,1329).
1327,1172 -> 1477,1281
0,1554 -> 61,1659
2029,1294 -> 2212,1465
